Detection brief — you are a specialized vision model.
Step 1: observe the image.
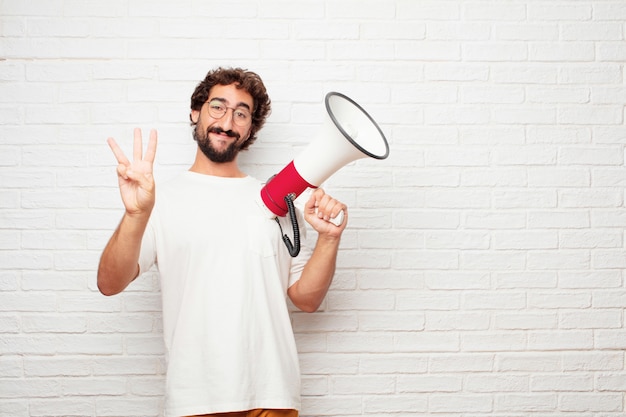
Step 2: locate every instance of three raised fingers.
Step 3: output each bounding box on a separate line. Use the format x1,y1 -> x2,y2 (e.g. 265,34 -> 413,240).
108,128 -> 158,165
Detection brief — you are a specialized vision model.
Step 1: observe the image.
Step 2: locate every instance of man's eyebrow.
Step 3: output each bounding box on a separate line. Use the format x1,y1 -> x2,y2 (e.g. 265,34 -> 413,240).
209,97 -> 252,111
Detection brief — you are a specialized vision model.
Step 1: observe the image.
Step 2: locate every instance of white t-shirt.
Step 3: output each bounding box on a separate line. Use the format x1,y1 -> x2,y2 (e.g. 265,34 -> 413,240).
138,171 -> 310,417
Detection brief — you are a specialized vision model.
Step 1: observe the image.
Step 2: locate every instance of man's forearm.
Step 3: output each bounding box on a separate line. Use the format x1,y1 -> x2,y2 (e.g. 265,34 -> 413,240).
97,213 -> 149,296
288,235 -> 340,313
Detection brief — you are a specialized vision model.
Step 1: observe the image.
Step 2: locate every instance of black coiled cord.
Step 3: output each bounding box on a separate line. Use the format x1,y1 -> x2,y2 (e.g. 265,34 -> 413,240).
275,193 -> 300,257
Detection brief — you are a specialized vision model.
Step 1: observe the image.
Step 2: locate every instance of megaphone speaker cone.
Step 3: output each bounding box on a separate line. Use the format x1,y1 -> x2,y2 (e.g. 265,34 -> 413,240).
325,92 -> 390,160
293,92 -> 389,188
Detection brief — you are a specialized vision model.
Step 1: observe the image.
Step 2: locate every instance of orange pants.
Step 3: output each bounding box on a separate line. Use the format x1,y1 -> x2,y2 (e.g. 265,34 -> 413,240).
185,409 -> 298,417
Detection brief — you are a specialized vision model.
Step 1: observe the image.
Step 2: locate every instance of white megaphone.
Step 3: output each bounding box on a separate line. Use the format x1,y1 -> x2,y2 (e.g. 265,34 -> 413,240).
260,92 -> 389,229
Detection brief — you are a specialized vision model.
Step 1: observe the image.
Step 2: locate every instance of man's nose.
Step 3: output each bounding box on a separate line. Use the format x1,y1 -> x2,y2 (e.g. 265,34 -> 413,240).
217,108 -> 235,130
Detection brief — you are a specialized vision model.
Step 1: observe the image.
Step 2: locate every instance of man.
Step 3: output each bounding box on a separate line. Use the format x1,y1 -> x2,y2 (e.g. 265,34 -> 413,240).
97,67 -> 347,417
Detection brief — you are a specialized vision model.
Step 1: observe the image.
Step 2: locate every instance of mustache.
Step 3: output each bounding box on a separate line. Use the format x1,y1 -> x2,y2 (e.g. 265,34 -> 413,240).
208,126 -> 240,140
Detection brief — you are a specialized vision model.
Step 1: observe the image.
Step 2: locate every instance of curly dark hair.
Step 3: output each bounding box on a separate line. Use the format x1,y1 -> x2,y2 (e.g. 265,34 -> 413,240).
190,67 -> 271,150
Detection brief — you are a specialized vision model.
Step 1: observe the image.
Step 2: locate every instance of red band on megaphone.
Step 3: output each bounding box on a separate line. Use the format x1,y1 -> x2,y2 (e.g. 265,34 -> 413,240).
260,161 -> 316,217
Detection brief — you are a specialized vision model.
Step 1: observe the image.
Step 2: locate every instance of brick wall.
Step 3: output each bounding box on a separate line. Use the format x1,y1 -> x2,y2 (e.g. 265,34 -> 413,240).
1,1 -> 625,416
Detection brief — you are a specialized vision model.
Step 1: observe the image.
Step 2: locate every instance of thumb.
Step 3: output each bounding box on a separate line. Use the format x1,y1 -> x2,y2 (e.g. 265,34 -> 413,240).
117,163 -> 130,180
304,188 -> 324,213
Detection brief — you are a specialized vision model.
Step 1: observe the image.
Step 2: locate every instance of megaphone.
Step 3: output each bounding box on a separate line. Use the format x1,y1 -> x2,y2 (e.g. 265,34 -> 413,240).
260,91 -> 389,221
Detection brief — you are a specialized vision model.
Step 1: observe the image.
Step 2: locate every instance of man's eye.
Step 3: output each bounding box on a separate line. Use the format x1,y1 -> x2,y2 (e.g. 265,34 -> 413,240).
235,111 -> 249,119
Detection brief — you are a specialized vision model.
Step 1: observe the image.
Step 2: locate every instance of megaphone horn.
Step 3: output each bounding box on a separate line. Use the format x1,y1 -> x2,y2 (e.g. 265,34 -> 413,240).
260,92 -> 390,218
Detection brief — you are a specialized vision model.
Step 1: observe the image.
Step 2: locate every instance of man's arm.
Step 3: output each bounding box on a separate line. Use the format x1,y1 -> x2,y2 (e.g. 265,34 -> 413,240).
287,188 -> 347,312
97,128 -> 157,296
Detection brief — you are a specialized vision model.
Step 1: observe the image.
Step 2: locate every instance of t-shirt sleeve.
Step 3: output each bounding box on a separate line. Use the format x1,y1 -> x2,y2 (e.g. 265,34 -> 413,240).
138,218 -> 157,275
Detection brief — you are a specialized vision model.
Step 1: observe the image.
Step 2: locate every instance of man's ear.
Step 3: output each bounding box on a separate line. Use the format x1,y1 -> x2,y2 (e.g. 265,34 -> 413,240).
190,109 -> 200,124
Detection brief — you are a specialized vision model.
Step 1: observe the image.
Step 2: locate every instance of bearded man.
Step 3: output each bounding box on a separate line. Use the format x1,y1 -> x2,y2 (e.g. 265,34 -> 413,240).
97,67 -> 347,417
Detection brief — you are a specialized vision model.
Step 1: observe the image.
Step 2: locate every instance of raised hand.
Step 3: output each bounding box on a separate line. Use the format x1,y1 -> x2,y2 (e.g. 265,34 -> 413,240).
107,128 -> 158,217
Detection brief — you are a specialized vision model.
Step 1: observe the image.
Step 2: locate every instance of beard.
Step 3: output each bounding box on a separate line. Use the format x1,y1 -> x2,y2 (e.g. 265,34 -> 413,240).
193,125 -> 242,163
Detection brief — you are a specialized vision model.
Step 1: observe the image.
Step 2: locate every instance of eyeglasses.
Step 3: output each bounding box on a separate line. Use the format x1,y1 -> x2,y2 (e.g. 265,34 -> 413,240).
206,99 -> 252,127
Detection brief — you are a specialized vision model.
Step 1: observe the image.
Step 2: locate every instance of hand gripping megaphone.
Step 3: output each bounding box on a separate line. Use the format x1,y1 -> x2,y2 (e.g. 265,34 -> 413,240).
260,92 -> 390,256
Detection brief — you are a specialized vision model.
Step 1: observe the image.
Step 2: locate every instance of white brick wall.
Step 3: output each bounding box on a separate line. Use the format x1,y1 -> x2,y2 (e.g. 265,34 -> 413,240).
1,0 -> 625,416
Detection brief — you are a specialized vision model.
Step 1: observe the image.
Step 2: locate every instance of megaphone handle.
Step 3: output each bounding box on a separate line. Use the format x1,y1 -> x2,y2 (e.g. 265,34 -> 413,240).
329,209 -> 345,227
